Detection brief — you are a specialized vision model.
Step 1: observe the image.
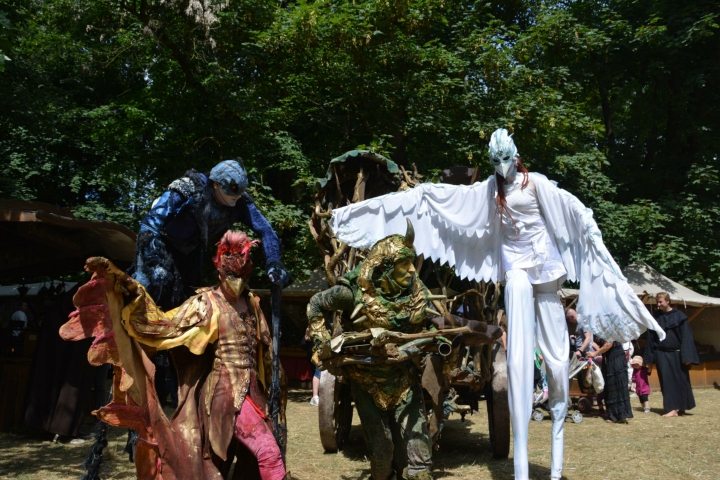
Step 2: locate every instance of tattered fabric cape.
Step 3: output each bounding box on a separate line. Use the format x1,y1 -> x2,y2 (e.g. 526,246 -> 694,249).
60,257 -> 286,480
331,173 -> 665,343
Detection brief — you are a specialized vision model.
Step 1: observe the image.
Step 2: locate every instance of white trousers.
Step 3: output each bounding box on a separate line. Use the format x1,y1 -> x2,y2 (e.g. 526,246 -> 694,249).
505,269 -> 569,480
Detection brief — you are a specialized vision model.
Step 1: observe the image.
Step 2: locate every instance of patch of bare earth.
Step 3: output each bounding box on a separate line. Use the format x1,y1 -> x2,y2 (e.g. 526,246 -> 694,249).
1,389 -> 718,479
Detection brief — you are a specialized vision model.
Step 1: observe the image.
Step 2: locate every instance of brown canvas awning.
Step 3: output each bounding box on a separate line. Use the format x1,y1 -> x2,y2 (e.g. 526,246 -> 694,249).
0,200 -> 136,280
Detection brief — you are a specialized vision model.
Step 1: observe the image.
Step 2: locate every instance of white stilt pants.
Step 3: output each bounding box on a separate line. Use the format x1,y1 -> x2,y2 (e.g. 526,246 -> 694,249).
505,269 -> 569,480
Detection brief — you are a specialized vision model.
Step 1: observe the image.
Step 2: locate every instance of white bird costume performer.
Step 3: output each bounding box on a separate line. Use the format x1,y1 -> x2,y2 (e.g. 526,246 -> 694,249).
330,128 -> 666,480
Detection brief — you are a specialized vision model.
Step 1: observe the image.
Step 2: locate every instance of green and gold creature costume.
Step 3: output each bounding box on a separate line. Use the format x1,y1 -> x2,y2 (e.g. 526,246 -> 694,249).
307,222 -> 434,480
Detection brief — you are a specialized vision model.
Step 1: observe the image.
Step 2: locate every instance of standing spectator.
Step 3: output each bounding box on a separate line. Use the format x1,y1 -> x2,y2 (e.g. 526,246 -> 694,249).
24,285 -> 95,442
301,326 -> 320,406
11,301 -> 29,336
643,292 -> 699,417
498,311 -> 508,352
630,356 -> 651,413
566,308 -> 593,358
533,349 -> 548,404
588,338 -> 633,423
623,341 -> 634,385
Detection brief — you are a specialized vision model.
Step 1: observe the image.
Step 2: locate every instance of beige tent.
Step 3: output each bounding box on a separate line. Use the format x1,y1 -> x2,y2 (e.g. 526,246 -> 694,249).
622,263 -> 720,307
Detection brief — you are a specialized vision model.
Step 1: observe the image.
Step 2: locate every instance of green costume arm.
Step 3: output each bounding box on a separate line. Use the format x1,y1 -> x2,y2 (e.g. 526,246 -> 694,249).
307,285 -> 355,348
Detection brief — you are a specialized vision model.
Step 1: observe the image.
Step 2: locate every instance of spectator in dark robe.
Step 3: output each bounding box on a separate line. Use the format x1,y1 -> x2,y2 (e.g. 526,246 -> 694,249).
588,338 -> 633,423
643,292 -> 699,417
24,284 -> 95,439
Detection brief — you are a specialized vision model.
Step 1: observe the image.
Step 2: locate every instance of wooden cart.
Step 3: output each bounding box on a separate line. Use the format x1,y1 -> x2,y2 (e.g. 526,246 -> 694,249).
309,152 -> 510,458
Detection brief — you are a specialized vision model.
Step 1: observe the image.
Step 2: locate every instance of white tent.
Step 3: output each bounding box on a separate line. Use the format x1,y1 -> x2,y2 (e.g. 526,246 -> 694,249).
561,262 -> 720,309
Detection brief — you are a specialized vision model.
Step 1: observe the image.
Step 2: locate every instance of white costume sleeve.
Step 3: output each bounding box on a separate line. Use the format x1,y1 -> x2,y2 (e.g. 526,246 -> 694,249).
531,173 -> 665,342
331,176 -> 502,283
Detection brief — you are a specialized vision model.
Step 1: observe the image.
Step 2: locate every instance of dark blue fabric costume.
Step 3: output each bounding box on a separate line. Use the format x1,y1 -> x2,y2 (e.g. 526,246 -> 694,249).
129,166 -> 285,311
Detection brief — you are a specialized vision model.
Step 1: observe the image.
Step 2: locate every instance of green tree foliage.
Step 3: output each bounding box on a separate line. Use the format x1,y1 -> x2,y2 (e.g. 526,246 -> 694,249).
0,0 -> 718,294
0,10 -> 11,71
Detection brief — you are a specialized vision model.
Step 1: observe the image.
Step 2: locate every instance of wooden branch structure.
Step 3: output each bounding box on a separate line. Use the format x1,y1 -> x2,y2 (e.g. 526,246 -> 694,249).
310,150 -> 423,285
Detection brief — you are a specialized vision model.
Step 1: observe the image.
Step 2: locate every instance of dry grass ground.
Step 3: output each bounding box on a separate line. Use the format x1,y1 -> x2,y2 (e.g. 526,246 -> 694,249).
1,388 -> 718,479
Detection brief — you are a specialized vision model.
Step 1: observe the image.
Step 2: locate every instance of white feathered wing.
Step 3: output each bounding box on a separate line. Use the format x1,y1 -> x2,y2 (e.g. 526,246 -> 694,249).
532,173 -> 664,341
331,176 -> 502,282
331,173 -> 665,342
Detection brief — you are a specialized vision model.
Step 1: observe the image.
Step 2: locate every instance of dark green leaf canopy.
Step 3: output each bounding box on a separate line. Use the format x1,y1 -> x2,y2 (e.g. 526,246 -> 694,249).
1,0 -> 718,294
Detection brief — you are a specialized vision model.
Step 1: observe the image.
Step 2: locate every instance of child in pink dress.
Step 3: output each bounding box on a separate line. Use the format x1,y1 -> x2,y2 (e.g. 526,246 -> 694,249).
630,356 -> 651,413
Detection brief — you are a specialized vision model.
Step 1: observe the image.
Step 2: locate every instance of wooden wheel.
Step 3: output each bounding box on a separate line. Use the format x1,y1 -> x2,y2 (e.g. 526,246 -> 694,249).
318,370 -> 353,453
485,342 -> 510,459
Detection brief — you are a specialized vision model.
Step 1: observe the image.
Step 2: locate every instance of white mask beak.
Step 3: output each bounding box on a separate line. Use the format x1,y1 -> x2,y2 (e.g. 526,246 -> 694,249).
488,128 -> 519,180
499,158 -> 517,179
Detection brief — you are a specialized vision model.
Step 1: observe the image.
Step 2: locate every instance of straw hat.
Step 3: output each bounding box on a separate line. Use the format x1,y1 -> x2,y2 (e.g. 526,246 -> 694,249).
630,355 -> 644,366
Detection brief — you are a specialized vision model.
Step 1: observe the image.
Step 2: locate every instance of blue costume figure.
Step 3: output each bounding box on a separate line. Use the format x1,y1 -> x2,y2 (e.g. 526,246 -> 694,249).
129,159 -> 289,310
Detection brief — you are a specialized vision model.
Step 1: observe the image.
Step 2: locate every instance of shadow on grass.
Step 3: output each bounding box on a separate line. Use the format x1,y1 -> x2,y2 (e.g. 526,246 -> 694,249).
645,407 -> 695,418
432,416 -> 556,479
287,389 -> 314,404
0,421 -> 132,479
330,413 -> 558,480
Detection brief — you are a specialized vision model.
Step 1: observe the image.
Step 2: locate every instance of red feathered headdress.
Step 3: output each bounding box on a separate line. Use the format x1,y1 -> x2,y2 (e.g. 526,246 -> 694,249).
213,230 -> 258,278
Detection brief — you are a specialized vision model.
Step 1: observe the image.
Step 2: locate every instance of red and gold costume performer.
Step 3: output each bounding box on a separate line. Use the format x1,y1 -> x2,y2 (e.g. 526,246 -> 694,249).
60,231 -> 287,480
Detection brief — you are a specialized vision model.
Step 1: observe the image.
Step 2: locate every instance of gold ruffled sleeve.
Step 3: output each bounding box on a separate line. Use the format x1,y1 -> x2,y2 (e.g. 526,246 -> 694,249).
117,274 -> 220,355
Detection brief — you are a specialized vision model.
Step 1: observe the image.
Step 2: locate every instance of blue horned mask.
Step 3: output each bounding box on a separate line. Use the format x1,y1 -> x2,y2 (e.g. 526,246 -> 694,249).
209,159 -> 249,197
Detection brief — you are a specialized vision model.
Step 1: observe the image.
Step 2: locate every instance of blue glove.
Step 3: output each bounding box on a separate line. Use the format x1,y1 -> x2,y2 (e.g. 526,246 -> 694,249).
267,261 -> 290,287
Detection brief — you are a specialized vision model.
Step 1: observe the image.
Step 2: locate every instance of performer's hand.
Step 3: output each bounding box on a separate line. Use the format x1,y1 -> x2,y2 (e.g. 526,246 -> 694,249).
267,261 -> 290,286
